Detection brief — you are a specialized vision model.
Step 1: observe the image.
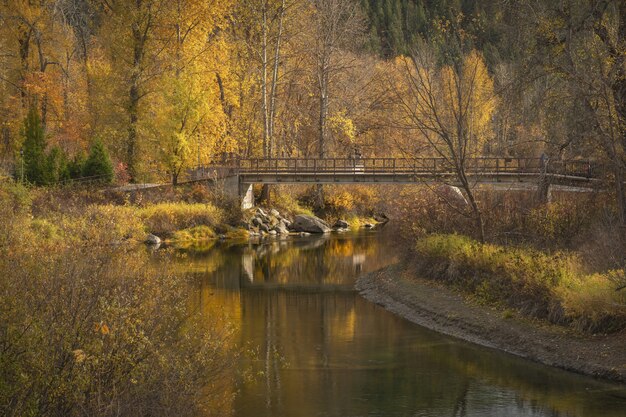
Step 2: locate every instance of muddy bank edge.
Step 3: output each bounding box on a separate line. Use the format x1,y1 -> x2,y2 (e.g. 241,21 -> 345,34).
356,263 -> 626,383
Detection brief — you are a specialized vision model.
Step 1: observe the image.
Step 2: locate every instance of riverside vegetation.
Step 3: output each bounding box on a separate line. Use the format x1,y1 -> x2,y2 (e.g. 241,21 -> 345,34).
0,175 -> 390,416
378,185 -> 626,338
1,174 -> 626,417
0,180 -> 241,417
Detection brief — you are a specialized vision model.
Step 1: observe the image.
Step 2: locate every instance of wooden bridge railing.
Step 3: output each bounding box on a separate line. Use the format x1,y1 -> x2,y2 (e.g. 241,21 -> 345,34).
189,157 -> 598,182
228,157 -> 596,178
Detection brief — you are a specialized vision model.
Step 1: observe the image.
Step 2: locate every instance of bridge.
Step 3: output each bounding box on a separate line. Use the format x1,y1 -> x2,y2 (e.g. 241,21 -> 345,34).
189,157 -> 600,208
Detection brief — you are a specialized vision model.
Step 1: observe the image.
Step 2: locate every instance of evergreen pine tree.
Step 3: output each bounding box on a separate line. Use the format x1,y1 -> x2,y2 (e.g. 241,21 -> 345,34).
82,139 -> 114,183
45,146 -> 70,185
21,105 -> 47,185
68,152 -> 86,179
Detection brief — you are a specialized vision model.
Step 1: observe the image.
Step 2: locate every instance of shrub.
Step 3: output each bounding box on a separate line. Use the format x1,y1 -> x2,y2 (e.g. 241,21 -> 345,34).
526,202 -> 593,246
45,145 -> 70,184
272,188 -> 314,216
138,203 -> 225,237
558,270 -> 626,333
0,245 -> 238,416
68,152 -> 86,179
172,225 -> 217,242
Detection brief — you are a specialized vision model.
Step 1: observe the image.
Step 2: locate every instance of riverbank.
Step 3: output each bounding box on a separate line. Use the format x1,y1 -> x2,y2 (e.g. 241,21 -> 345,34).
357,262 -> 626,383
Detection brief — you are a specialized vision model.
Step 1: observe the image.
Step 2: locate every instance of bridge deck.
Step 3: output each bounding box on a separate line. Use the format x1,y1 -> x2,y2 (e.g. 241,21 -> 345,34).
190,157 -> 598,186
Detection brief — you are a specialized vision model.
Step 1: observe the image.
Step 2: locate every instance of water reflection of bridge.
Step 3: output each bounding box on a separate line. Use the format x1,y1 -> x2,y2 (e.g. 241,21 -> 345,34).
239,234 -> 373,290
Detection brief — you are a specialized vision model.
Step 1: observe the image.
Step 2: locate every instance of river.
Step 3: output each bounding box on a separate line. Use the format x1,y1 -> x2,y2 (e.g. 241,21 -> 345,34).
176,229 -> 626,417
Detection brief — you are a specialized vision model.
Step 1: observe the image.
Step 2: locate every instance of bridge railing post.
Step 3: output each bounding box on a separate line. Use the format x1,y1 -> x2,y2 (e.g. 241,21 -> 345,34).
496,158 -> 500,180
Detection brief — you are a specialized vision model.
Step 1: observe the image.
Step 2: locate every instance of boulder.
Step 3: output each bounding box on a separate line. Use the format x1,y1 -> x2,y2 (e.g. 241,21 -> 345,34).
256,208 -> 270,222
268,215 -> 280,227
270,208 -> 281,218
273,223 -> 290,235
292,214 -> 331,234
333,219 -> 349,229
259,223 -> 270,233
268,230 -> 277,236
364,223 -> 375,229
145,234 -> 161,245
281,218 -> 292,228
251,217 -> 263,227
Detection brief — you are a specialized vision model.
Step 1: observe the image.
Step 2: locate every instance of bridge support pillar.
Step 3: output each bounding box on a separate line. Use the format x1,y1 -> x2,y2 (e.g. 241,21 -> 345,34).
240,182 -> 254,210
536,176 -> 552,204
222,175 -> 254,210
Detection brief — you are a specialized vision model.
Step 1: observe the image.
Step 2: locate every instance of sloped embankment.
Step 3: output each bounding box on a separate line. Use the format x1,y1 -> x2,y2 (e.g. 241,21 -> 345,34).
356,262 -> 626,383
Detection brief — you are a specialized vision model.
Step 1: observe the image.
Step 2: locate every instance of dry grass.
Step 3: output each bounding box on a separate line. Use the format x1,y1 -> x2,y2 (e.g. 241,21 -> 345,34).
415,234 -> 626,333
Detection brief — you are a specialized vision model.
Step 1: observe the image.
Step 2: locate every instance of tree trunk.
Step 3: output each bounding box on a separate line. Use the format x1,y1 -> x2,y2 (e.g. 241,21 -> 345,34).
314,184 -> 325,212
318,77 -> 328,158
268,0 -> 285,156
128,80 -> 140,182
459,170 -> 485,243
615,165 -> 626,227
127,4 -> 145,183
18,29 -> 30,107
261,2 -> 269,158
260,184 -> 271,205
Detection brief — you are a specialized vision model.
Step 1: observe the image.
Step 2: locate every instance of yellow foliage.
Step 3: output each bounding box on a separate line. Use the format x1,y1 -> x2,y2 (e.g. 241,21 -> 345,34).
415,234 -> 626,333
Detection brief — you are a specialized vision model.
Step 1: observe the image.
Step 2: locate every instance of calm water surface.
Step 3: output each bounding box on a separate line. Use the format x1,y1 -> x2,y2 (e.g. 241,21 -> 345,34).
179,230 -> 626,417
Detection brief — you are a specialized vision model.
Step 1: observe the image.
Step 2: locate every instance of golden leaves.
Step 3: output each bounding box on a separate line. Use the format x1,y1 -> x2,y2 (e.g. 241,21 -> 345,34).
94,321 -> 111,336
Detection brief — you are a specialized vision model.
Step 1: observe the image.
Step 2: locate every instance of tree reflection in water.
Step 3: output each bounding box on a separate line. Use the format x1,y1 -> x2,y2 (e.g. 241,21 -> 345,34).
177,231 -> 626,417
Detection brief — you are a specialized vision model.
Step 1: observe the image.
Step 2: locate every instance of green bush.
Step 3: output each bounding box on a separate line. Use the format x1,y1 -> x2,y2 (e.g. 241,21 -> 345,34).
45,146 -> 71,184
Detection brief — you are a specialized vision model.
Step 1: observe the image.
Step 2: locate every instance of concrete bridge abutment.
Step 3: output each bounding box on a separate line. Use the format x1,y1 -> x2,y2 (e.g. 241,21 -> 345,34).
222,174 -> 254,210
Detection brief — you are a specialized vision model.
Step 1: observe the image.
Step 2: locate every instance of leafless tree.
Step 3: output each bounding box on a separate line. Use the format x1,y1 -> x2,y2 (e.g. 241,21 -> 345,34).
391,44 -> 495,242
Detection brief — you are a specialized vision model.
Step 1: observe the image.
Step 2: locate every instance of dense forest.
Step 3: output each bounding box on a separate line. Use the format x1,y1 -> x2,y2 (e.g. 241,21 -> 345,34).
0,0 -> 624,219
2,3 -> 626,414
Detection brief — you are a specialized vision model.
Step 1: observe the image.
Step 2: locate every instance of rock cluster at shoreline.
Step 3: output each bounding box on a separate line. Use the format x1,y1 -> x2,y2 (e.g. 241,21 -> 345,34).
244,208 -> 353,237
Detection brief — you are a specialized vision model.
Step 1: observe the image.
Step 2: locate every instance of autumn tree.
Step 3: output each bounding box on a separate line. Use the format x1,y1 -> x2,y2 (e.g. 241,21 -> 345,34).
154,0 -> 234,185
391,45 -> 496,241
525,0 -> 626,227
309,0 -> 365,158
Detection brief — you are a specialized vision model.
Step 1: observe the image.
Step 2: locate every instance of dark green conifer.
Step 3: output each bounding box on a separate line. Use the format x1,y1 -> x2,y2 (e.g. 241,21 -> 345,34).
82,139 -> 114,183
21,105 -> 47,185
